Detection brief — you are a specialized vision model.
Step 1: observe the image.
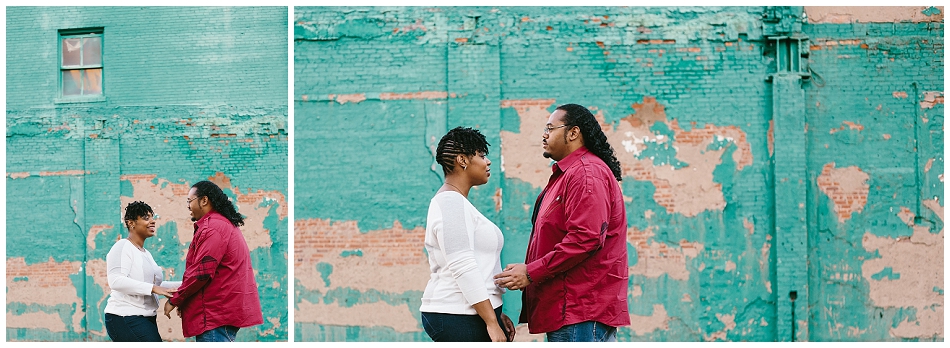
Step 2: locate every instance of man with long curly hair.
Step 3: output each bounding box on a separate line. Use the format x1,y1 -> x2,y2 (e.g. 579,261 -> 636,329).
164,180 -> 263,341
494,104 -> 630,342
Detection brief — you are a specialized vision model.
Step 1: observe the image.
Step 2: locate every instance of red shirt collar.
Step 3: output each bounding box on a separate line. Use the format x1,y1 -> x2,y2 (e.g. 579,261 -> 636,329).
552,146 -> 591,173
193,210 -> 223,229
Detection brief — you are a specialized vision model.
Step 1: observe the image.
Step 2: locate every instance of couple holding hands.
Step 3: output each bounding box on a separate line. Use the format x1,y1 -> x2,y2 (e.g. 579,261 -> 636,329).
420,104 -> 631,342
103,181 -> 263,342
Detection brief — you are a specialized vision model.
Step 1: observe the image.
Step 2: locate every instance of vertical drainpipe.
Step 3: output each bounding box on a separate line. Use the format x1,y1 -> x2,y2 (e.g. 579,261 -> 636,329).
763,6 -> 811,342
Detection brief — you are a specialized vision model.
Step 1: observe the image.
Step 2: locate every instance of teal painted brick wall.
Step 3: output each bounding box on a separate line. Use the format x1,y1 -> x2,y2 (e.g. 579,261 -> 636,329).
294,6 -> 942,342
6,7 -> 288,342
6,6 -> 287,108
803,21 -> 944,341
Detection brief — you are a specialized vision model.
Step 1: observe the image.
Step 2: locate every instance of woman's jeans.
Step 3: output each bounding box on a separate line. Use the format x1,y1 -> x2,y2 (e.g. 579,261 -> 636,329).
546,321 -> 617,342
104,313 -> 162,342
421,306 -> 511,342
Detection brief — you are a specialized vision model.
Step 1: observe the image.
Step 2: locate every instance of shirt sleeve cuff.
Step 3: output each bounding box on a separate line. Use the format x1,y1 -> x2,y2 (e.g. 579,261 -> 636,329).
526,260 -> 550,284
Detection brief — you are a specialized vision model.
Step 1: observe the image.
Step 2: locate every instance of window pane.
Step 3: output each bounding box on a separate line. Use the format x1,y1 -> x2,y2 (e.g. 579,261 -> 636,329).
62,38 -> 81,66
83,69 -> 102,95
82,37 -> 101,66
62,70 -> 82,96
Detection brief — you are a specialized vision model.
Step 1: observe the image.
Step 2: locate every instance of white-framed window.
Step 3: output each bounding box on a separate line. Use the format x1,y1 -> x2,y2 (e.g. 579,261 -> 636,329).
59,28 -> 103,98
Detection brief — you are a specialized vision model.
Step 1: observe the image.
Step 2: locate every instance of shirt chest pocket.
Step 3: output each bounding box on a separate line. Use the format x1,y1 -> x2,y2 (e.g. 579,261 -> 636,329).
540,194 -> 565,222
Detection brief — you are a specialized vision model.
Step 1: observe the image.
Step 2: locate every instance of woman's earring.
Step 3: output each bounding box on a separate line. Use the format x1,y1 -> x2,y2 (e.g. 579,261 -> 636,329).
462,165 -> 467,170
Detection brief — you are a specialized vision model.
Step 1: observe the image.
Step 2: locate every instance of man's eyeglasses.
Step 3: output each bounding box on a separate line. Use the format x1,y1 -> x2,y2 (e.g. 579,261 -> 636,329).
543,124 -> 569,134
186,197 -> 199,204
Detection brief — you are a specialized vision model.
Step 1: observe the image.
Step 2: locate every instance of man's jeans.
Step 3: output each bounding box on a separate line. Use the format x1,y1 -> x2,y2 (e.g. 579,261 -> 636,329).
547,321 -> 617,342
195,325 -> 240,342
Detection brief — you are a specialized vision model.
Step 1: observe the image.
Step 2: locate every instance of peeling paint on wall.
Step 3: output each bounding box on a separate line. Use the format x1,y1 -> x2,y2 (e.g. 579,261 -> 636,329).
329,93 -> 368,104
816,163 -> 870,223
295,219 -> 428,294
5,257 -> 84,332
380,91 -> 449,100
629,304 -> 669,335
499,99 -> 559,188
611,97 -> 752,217
861,200 -> 943,339
296,299 -> 421,333
805,6 -> 944,23
920,91 -> 944,109
628,226 -> 703,281
7,6 -> 289,341
296,5 -> 942,342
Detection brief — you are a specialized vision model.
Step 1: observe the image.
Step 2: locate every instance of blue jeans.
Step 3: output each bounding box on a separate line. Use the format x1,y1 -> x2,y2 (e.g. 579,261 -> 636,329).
421,306 -> 511,342
195,325 -> 240,342
547,321 -> 617,342
104,313 -> 162,342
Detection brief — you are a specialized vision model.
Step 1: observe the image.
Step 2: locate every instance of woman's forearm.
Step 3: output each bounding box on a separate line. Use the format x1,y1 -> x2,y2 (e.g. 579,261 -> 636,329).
472,299 -> 498,327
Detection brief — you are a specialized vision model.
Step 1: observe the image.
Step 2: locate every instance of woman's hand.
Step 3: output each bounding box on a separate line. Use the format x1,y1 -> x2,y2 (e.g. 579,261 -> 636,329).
151,285 -> 177,297
500,313 -> 516,342
487,323 -> 507,342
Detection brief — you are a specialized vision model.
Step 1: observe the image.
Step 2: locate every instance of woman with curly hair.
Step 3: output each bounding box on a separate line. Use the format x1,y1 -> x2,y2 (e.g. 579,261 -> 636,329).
104,201 -> 180,342
420,126 -> 516,342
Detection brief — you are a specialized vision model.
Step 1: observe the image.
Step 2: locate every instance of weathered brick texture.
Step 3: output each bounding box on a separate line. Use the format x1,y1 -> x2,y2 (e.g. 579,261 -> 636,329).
294,6 -> 942,342
6,7 -> 288,342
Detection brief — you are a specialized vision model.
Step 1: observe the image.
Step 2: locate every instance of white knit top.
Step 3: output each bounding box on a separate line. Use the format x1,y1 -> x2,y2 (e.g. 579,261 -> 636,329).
104,239 -> 181,316
420,191 -> 505,314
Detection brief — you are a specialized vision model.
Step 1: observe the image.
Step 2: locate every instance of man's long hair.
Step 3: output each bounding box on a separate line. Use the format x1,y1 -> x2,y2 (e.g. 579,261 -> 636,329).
192,180 -> 245,226
557,103 -> 623,181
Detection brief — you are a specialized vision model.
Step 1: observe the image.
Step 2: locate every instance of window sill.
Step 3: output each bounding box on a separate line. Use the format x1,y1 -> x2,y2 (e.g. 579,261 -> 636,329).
54,95 -> 106,104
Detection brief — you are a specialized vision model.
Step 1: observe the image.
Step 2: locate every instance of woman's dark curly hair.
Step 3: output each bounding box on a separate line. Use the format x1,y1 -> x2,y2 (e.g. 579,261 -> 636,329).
192,180 -> 245,227
436,126 -> 490,175
124,201 -> 154,230
557,103 -> 623,181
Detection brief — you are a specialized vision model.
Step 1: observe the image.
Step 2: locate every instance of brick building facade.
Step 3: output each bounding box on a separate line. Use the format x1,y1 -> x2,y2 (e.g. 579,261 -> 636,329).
293,6 -> 943,341
6,6 -> 289,341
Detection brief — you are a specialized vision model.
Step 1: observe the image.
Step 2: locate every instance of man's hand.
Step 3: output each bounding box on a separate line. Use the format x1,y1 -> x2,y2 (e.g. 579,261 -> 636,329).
500,313 -> 516,342
163,300 -> 176,319
493,263 -> 530,290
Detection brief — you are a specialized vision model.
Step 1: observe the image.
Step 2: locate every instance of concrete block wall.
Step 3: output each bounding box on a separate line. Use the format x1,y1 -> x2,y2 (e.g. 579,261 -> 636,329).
6,6 -> 289,341
294,6 -> 942,342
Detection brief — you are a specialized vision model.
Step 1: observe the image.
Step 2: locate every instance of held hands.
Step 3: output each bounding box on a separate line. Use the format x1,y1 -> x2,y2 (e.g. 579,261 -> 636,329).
162,300 -> 181,319
157,286 -> 180,319
165,301 -> 181,319
493,263 -> 530,291
487,322 -> 507,342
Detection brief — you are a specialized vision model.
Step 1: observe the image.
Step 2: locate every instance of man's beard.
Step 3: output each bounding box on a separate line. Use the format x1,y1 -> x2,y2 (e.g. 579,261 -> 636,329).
543,152 -> 551,159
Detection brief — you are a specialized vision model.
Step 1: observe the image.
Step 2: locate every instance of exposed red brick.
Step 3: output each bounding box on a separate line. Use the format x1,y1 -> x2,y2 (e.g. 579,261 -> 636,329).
380,91 -> 448,100
816,163 -> 870,222
39,170 -> 85,177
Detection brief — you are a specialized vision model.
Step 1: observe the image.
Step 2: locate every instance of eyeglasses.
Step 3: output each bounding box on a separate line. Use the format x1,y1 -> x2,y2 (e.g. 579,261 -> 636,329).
186,197 -> 199,204
543,124 -> 569,134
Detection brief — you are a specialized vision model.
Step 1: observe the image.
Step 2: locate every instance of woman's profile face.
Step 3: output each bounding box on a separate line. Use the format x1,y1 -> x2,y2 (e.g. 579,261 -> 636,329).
467,151 -> 491,186
127,213 -> 157,239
